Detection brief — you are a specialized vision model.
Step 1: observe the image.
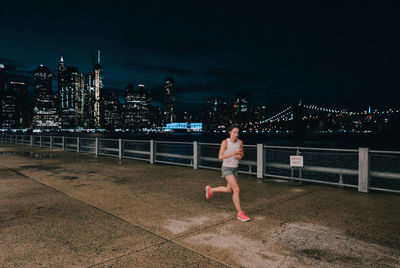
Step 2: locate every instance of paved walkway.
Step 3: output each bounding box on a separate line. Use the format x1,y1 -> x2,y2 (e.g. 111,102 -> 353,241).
0,143 -> 399,267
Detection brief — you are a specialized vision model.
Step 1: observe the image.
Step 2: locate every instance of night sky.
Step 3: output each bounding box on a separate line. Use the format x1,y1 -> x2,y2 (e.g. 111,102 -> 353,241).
1,0 -> 399,115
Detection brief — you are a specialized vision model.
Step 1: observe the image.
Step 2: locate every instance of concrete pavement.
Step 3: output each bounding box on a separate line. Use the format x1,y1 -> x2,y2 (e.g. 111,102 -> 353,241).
0,143 -> 399,267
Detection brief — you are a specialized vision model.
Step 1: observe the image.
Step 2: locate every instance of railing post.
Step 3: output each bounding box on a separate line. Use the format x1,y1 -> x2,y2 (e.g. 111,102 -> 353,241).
62,136 -> 65,151
257,144 -> 265,179
30,135 -> 33,146
150,139 -> 155,164
118,138 -> 123,159
95,137 -> 99,157
39,135 -> 42,148
50,136 -> 53,149
193,141 -> 200,169
358,147 -> 370,193
77,137 -> 80,153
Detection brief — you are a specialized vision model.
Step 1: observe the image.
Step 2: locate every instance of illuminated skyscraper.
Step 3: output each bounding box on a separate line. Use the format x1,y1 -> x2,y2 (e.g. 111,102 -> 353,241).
7,81 -> 29,128
73,71 -> 85,127
124,83 -> 152,130
202,97 -> 231,131
0,64 -> 5,127
103,92 -> 121,130
57,55 -> 85,129
233,93 -> 252,126
84,73 -> 95,128
254,105 -> 268,122
0,64 -> 4,98
32,65 -> 60,129
94,50 -> 103,128
164,77 -> 175,123
57,55 -> 66,114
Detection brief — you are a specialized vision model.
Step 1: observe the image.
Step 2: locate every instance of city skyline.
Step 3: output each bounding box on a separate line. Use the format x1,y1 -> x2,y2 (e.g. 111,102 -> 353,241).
1,1 -> 399,115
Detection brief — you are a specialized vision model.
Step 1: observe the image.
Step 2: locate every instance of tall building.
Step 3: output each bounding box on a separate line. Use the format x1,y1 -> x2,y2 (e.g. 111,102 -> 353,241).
32,65 -> 60,129
202,97 -> 231,131
123,83 -> 134,128
233,93 -> 252,126
164,77 -> 175,123
254,105 -> 268,121
83,73 -> 95,128
0,64 -> 4,98
93,50 -> 104,128
0,64 -> 5,127
8,81 -> 29,128
59,66 -> 83,128
124,83 -> 152,130
57,55 -> 66,115
73,70 -> 85,128
58,56 -> 87,128
1,85 -> 17,129
103,92 -> 121,130
150,106 -> 164,130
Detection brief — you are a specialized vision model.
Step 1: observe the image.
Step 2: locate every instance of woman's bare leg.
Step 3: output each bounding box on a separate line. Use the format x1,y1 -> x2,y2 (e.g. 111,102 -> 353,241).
211,182 -> 232,193
224,175 -> 242,213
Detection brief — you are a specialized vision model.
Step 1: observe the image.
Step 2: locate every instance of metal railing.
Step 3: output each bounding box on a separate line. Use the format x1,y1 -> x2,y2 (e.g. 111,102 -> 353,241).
1,134 -> 399,194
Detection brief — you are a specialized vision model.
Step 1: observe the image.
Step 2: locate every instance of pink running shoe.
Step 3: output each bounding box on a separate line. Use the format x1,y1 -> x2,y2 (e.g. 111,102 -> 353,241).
237,211 -> 250,222
205,186 -> 213,199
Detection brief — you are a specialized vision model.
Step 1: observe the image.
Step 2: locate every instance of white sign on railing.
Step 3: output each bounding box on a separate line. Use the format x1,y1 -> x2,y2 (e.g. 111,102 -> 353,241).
290,155 -> 304,167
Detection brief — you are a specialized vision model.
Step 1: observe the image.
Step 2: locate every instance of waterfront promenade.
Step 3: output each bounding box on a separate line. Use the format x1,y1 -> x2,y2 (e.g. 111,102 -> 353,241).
0,143 -> 399,267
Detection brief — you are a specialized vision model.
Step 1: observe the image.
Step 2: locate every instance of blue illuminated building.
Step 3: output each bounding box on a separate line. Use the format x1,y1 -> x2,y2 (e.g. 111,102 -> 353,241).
165,122 -> 202,132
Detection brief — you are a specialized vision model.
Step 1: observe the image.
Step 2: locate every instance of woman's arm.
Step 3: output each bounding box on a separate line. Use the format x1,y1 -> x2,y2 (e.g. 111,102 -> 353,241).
218,140 -> 229,160
235,139 -> 244,160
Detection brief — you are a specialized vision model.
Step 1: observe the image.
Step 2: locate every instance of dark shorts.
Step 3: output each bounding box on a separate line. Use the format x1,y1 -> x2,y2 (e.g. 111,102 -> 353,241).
221,165 -> 238,178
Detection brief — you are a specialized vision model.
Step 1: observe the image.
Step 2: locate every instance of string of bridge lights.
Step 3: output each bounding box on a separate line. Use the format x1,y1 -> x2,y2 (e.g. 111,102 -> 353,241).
259,106 -> 293,124
349,109 -> 400,115
302,105 -> 349,114
256,104 -> 399,125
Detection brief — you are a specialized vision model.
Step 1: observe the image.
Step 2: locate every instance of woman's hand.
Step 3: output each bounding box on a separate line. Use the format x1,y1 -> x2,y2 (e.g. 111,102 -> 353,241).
234,148 -> 244,159
234,148 -> 244,155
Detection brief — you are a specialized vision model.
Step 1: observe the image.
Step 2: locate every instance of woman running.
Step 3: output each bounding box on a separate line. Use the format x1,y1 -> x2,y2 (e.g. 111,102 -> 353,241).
205,125 -> 250,222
